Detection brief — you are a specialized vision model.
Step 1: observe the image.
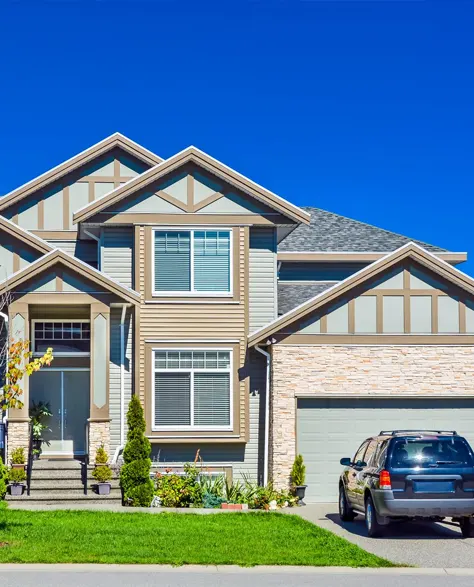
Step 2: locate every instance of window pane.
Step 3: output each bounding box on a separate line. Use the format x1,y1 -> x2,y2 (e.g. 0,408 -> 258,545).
154,231 -> 191,292
217,352 -> 230,369
194,231 -> 230,292
194,373 -> 230,426
204,351 -> 218,369
167,351 -> 180,369
33,322 -> 90,354
155,351 -> 167,369
155,372 -> 191,426
192,351 -> 205,369
180,352 -> 192,369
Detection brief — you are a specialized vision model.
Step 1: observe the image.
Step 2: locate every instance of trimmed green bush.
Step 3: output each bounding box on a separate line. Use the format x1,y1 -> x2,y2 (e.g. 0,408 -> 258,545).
11,447 -> 25,465
291,454 -> 306,487
120,396 -> 154,507
95,444 -> 108,465
92,465 -> 112,484
8,467 -> 26,484
0,457 -> 8,499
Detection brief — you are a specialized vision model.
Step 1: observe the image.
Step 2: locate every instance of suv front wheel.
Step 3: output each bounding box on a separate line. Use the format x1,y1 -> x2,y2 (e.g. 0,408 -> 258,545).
339,485 -> 355,522
365,494 -> 383,538
460,517 -> 474,538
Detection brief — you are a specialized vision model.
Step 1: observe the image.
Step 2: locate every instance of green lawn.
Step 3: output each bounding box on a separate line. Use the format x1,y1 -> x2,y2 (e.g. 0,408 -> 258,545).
0,507 -> 393,567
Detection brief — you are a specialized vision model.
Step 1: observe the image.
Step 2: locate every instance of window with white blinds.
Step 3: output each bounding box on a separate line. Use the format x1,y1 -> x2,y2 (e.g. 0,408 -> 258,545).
153,349 -> 232,430
153,229 -> 231,294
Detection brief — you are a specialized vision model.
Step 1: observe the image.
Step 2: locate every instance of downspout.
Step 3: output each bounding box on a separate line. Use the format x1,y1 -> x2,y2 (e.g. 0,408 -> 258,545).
0,312 -> 8,460
255,344 -> 271,487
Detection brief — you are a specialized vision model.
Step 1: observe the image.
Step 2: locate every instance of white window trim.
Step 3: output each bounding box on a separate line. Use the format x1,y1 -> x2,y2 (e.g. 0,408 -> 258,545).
151,347 -> 233,432
151,227 -> 233,297
31,319 -> 91,357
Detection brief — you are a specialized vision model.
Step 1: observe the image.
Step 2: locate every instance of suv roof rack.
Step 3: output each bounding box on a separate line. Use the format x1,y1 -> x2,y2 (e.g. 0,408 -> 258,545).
379,429 -> 458,436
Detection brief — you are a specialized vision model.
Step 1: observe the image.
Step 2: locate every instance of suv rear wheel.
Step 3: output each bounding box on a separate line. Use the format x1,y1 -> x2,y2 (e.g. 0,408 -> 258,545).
460,517 -> 474,538
339,485 -> 355,522
365,494 -> 383,538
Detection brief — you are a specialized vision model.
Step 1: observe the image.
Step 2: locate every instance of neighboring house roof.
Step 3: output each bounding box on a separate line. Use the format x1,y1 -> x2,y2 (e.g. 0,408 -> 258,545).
0,133 -> 163,213
249,242 -> 474,346
278,206 -> 448,253
0,215 -> 53,254
73,146 -> 312,226
0,248 -> 140,305
277,282 -> 335,315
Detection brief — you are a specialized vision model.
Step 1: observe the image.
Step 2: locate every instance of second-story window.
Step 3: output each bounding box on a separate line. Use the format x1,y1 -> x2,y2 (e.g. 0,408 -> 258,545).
153,229 -> 231,295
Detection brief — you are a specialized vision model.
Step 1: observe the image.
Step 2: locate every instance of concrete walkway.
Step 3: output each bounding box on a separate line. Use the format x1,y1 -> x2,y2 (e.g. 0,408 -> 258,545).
286,503 -> 474,568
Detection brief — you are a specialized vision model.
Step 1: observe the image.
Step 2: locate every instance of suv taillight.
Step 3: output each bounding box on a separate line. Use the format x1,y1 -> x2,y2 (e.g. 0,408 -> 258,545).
379,470 -> 391,490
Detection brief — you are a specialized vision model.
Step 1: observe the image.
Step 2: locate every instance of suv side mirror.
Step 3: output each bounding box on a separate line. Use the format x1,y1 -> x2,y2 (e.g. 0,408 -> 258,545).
340,457 -> 352,466
354,460 -> 367,469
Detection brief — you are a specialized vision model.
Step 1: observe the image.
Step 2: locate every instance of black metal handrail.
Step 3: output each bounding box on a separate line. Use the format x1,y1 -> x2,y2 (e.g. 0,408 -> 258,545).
81,456 -> 88,495
26,423 -> 33,496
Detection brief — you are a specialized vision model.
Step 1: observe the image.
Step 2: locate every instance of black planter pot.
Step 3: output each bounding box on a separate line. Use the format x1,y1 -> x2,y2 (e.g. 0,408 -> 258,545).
295,485 -> 307,506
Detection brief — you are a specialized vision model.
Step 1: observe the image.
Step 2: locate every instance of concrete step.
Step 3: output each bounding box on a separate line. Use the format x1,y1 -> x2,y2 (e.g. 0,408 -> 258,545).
30,479 -> 121,490
8,487 -> 122,501
33,459 -> 83,471
7,492 -> 122,503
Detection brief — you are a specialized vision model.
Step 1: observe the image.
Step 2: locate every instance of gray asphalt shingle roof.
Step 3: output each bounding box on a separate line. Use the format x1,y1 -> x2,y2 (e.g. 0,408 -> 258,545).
279,206 -> 447,253
277,282 -> 335,315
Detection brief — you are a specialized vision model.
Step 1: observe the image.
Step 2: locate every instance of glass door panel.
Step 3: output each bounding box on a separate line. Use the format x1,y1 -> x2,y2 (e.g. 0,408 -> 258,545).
29,371 -> 62,453
63,371 -> 90,455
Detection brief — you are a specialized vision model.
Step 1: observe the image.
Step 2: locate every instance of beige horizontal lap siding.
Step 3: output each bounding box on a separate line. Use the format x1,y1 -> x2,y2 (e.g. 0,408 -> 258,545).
46,240 -> 97,265
137,226 -> 248,439
109,307 -> 133,454
100,227 -> 133,288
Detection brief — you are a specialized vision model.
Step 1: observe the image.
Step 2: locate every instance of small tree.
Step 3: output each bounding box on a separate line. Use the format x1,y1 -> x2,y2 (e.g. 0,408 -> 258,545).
0,456 -> 7,499
291,454 -> 306,487
120,396 -> 154,506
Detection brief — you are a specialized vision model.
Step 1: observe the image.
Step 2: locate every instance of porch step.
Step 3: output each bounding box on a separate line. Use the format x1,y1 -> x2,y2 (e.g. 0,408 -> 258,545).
33,459 -> 83,470
30,480 -> 121,491
7,490 -> 122,503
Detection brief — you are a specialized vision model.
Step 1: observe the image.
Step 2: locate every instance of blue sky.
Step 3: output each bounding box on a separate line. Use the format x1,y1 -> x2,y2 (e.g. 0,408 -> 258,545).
1,1 -> 473,273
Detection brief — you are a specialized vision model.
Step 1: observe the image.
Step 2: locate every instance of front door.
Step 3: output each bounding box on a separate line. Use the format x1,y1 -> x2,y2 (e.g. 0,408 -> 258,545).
30,369 -> 90,457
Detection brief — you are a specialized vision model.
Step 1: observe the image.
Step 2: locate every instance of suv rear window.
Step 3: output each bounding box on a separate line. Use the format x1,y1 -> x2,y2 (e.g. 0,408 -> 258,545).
391,437 -> 474,468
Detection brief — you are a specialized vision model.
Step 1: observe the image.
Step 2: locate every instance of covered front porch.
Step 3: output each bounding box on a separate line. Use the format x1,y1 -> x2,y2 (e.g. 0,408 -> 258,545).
2,249 -> 139,463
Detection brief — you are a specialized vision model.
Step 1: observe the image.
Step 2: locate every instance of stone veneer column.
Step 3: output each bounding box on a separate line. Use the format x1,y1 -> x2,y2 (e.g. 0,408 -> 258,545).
6,303 -> 30,463
88,303 -> 111,463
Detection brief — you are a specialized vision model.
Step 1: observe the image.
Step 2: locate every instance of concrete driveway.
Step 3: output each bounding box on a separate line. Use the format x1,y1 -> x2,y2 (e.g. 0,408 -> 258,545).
287,504 -> 474,568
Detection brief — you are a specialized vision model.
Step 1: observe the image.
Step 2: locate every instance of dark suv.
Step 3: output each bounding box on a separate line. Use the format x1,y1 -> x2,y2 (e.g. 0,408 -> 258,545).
339,430 -> 474,537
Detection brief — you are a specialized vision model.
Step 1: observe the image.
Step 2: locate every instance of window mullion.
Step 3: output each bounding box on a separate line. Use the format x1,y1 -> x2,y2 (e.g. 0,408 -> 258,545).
190,230 -> 195,293
190,370 -> 195,426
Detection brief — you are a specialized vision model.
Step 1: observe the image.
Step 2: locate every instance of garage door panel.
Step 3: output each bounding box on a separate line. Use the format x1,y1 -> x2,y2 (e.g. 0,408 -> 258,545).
296,398 -> 474,503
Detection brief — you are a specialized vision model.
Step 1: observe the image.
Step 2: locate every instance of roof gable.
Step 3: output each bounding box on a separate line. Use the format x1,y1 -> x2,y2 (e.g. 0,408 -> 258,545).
73,147 -> 311,225
0,133 -> 163,214
249,243 -> 474,345
0,249 -> 140,304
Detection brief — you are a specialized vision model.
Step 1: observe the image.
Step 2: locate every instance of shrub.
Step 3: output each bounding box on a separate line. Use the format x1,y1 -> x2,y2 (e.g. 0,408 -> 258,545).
203,492 -> 225,509
11,447 -> 25,465
95,444 -> 108,465
0,457 -> 8,499
291,454 -> 306,487
155,463 -> 203,507
8,467 -> 26,484
120,396 -> 154,507
92,465 -> 113,484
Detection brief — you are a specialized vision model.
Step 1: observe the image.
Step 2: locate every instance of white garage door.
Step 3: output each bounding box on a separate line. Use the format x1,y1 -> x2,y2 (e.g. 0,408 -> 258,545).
297,397 -> 474,503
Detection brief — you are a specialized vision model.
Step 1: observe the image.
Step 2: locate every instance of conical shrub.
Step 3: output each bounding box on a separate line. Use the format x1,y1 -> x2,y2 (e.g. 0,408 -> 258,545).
120,396 -> 154,506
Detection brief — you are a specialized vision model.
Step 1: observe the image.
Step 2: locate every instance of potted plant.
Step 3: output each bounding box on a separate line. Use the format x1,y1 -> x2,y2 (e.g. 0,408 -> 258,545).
29,401 -> 52,459
10,447 -> 26,470
291,454 -> 307,505
8,466 -> 26,496
92,444 -> 113,495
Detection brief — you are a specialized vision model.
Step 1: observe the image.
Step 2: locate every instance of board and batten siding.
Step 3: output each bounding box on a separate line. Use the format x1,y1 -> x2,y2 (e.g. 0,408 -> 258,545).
100,227 -> 134,288
109,307 -> 133,454
46,240 -> 98,266
249,227 -> 277,332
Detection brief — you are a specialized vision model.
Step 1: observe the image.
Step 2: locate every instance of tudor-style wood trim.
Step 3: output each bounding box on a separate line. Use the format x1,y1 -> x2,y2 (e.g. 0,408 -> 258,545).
277,251 -> 468,265
72,147 -> 310,225
249,243 -> 474,346
187,173 -> 193,211
460,302 -> 467,334
38,200 -> 45,230
0,217 -> 53,256
82,212 -> 292,226
0,133 -> 163,212
63,186 -> 70,230
273,333 -> 474,345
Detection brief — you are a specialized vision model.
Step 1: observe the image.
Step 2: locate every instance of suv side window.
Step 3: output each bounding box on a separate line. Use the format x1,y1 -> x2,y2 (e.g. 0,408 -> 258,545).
374,440 -> 389,468
364,439 -> 378,467
353,440 -> 370,465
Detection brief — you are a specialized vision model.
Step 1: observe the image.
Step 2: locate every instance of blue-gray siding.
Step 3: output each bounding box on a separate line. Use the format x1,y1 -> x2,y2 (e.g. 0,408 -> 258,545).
279,261 -> 368,282
249,227 -> 277,333
47,240 -> 97,266
100,227 -> 134,288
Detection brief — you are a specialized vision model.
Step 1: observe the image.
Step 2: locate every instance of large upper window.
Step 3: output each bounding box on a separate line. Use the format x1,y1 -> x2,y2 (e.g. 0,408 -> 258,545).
153,230 -> 231,295
33,321 -> 90,355
153,349 -> 232,430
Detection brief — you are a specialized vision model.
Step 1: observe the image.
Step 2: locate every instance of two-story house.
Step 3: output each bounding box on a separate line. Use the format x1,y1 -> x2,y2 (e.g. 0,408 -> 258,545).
2,133 -> 474,503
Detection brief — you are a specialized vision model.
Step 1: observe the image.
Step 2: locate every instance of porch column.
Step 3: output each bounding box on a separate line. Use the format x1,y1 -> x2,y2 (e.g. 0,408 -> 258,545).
7,302 -> 30,462
89,303 -> 111,462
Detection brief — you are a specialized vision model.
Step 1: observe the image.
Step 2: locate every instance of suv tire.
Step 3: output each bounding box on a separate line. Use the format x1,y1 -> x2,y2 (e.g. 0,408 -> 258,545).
365,494 -> 383,538
460,517 -> 474,538
339,486 -> 355,522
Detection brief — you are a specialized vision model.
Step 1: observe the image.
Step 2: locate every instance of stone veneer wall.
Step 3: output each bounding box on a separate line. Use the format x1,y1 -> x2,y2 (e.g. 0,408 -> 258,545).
6,421 -> 29,463
270,345 -> 474,489
88,421 -> 111,463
